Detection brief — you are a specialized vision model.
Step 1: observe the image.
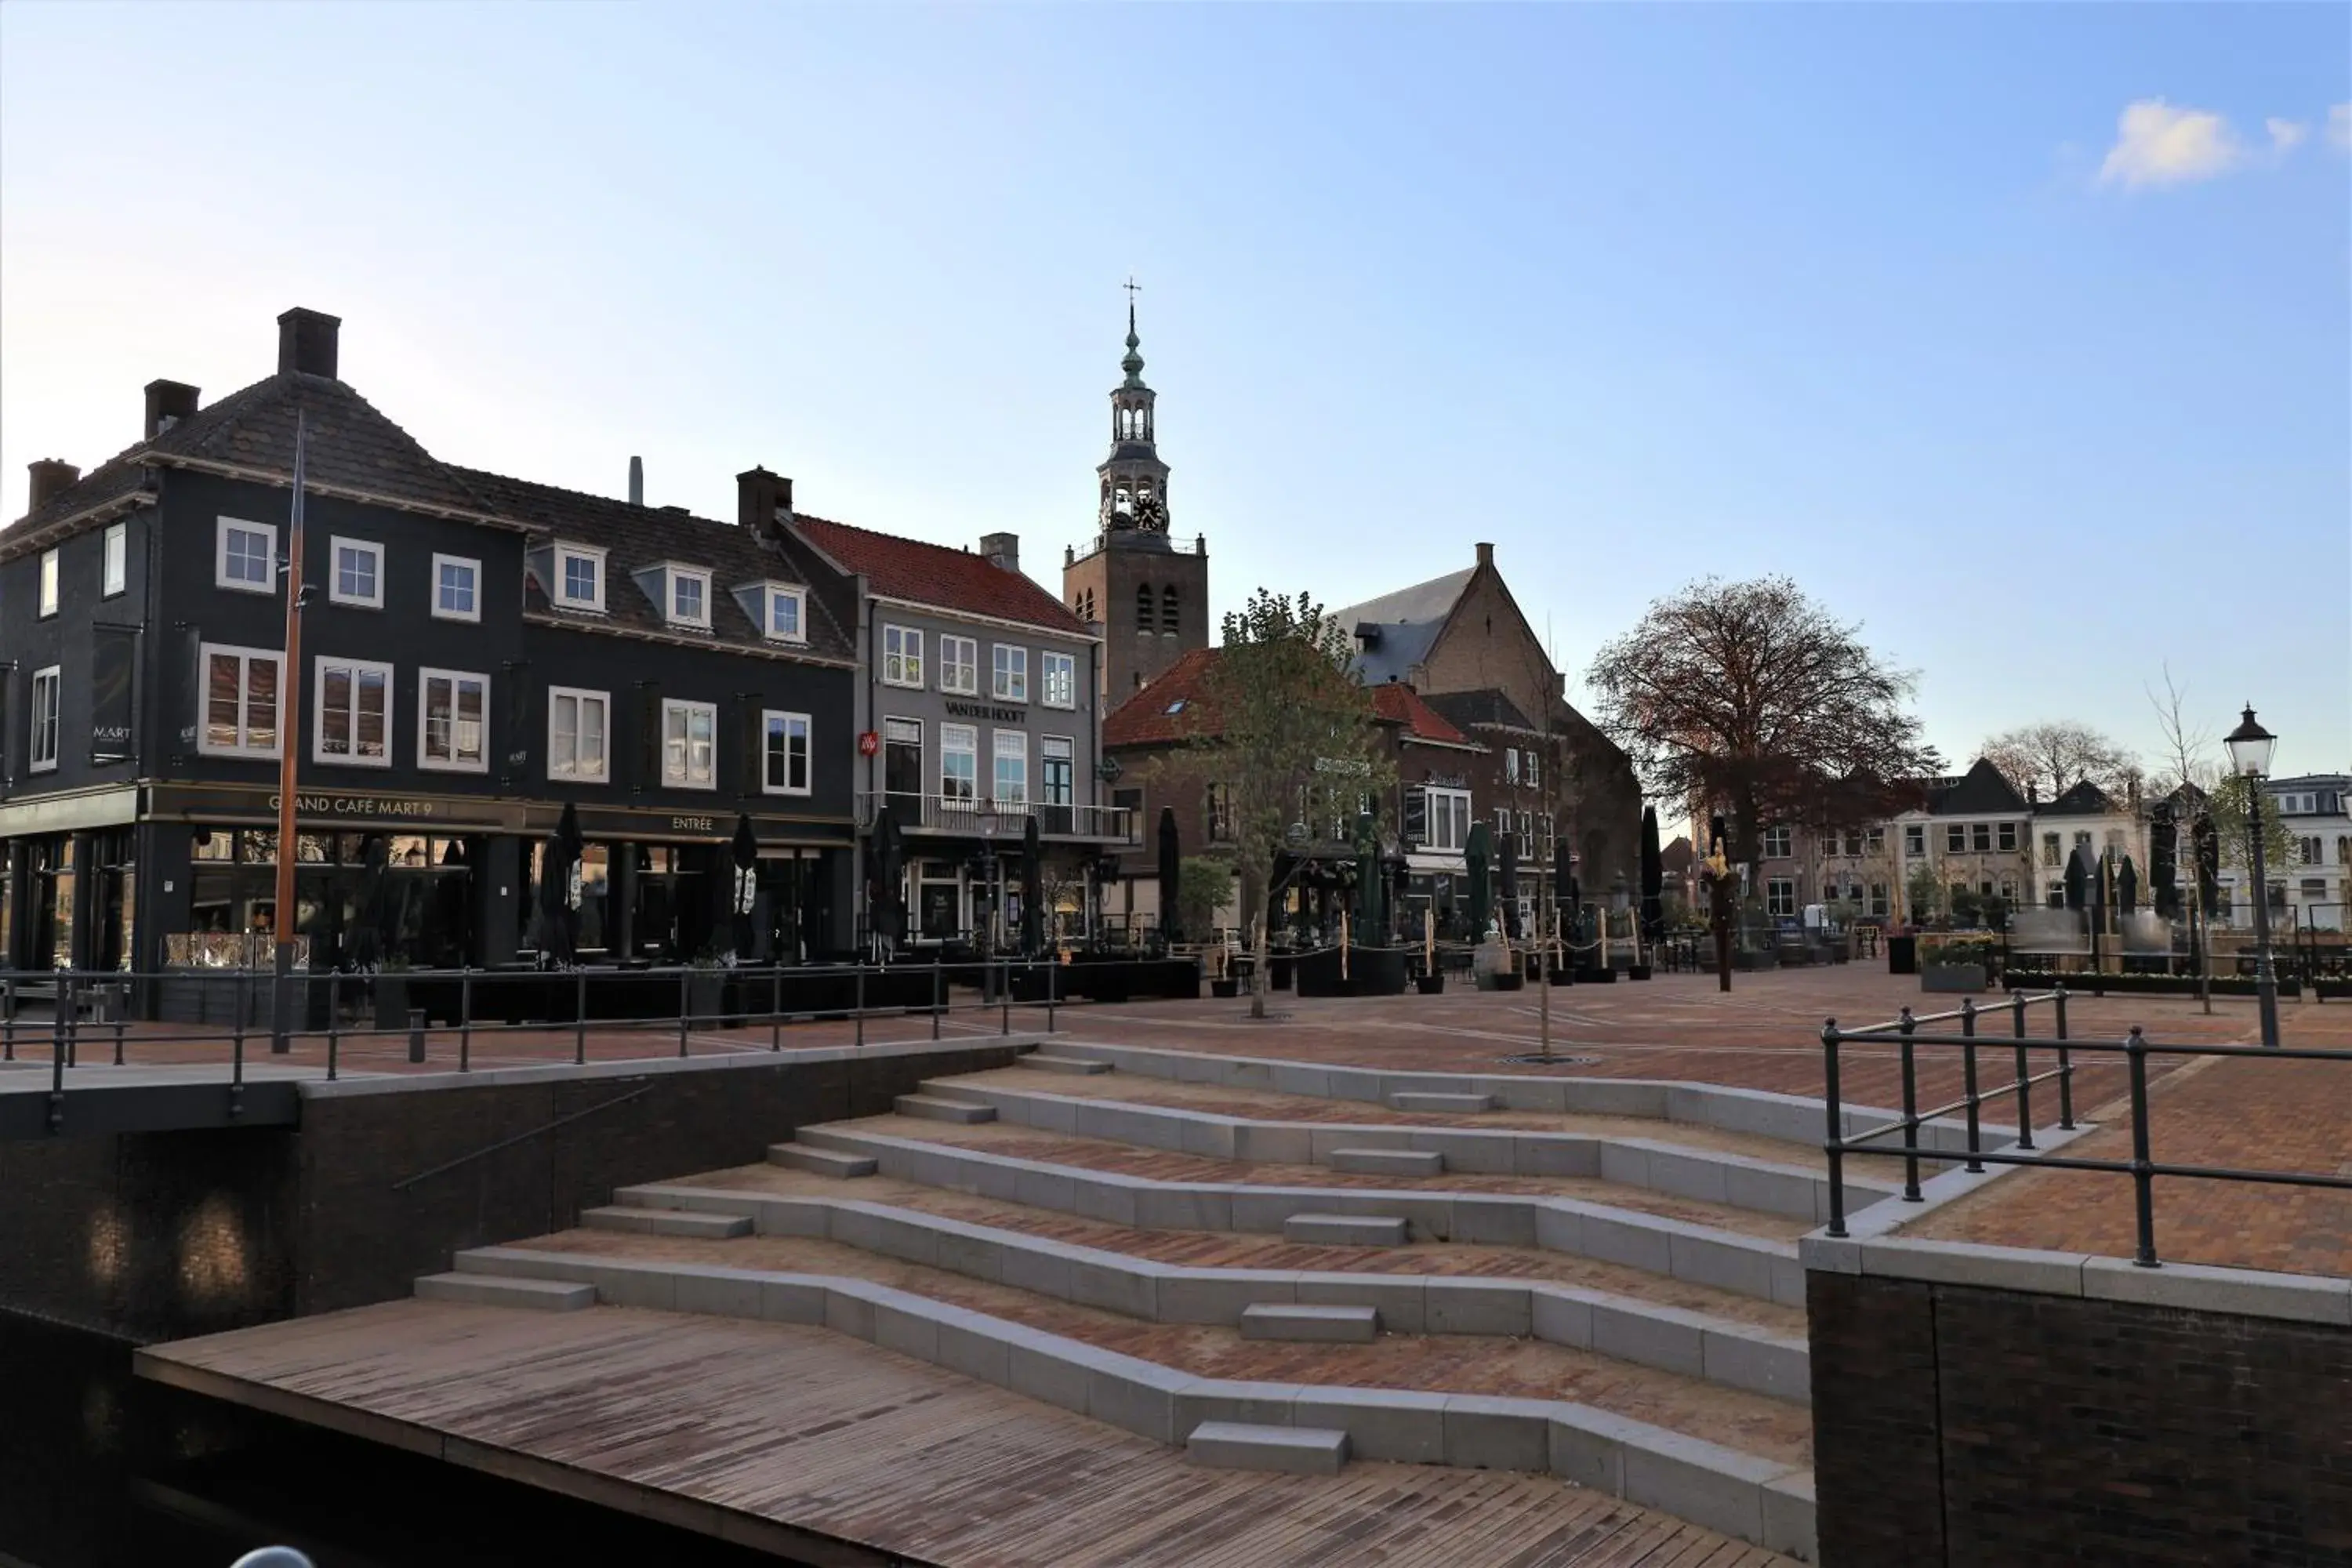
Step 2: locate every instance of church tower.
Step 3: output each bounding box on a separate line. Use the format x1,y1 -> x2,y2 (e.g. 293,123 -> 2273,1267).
1063,288 -> 1210,699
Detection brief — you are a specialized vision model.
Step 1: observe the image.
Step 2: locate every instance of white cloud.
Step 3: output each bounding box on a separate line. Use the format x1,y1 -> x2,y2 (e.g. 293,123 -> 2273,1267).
2100,99 -> 2245,187
2267,117 -> 2308,154
2329,103 -> 2351,152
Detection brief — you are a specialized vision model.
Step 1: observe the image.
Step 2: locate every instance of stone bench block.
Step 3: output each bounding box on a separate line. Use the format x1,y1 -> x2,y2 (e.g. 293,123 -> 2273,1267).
768,1144 -> 880,1178
1239,1302 -> 1379,1343
1186,1421 -> 1348,1476
415,1272 -> 594,1312
1017,1053 -> 1112,1076
1389,1091 -> 1499,1113
1327,1146 -> 1444,1178
1282,1212 -> 1409,1247
579,1205 -> 751,1240
894,1094 -> 996,1124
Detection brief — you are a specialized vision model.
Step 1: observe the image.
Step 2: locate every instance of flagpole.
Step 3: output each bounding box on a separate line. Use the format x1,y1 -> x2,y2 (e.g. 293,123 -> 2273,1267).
269,411 -> 309,1054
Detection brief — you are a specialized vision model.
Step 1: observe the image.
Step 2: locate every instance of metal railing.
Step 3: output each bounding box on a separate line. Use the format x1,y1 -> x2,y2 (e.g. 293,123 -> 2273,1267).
1,954 -> 1200,1134
1820,988 -> 2352,1267
854,792 -> 1138,841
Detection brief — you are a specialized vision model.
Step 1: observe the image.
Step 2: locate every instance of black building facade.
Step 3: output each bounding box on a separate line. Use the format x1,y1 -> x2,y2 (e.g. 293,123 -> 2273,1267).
0,307 -> 861,1000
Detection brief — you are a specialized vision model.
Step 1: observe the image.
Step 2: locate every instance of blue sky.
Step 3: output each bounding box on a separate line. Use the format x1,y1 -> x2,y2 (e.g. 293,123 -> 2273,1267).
4,2 -> 2346,778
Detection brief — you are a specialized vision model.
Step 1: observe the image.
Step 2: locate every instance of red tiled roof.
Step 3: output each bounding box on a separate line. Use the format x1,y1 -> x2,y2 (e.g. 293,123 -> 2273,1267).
1103,646 -> 1224,747
1103,649 -> 1473,751
794,516 -> 1086,634
1370,681 -> 1472,745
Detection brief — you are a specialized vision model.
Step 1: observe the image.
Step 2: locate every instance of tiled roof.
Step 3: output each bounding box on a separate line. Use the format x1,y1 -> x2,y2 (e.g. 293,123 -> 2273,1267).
1102,648 -> 1472,751
795,516 -> 1087,635
1331,566 -> 1474,686
1103,646 -> 1222,748
3,372 -> 499,559
1929,757 -> 2031,817
452,467 -> 855,662
1423,687 -> 1537,734
2038,780 -> 2117,817
1370,682 -> 1472,746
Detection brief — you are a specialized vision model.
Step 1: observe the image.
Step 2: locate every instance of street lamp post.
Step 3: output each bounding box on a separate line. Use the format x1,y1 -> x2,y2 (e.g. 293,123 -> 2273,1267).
2223,705 -> 2280,1048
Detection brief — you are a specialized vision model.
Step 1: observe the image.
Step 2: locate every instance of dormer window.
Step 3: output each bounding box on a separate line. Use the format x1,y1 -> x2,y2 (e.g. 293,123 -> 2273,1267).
669,567 -> 711,629
764,583 -> 805,643
554,543 -> 605,612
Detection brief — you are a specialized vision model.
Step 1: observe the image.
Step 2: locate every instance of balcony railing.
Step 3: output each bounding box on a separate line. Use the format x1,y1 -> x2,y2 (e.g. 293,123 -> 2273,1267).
855,793 -> 1138,843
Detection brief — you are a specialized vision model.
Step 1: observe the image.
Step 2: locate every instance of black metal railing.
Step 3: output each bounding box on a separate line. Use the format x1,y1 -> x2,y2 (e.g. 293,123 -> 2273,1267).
1820,989 -> 2352,1266
0,955 -> 1195,1134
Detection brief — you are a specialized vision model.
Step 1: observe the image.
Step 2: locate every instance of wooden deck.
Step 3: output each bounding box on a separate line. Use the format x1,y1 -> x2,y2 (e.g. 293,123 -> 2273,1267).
140,1299 -> 1796,1568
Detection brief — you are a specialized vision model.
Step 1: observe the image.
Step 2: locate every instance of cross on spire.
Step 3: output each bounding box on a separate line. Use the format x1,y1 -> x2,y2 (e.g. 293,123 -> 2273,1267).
1123,275 -> 1141,337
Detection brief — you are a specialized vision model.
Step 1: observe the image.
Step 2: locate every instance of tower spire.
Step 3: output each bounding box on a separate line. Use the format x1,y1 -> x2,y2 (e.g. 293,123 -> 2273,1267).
1121,276 -> 1145,387
1098,279 -> 1168,534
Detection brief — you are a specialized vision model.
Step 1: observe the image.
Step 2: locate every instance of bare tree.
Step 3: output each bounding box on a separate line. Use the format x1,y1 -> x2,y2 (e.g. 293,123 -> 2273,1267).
1980,720 -> 2140,802
2145,665 -> 2218,797
1586,576 -> 1938,875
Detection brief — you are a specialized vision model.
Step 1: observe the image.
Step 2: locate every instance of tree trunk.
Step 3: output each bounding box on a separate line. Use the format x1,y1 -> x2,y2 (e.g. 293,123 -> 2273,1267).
1248,908 -> 1269,1019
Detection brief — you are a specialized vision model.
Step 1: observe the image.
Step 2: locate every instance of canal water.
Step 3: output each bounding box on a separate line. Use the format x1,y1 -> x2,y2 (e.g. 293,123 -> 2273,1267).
0,1312 -> 808,1568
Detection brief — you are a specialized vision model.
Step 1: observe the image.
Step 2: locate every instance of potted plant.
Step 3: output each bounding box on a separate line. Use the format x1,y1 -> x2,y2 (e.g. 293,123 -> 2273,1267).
372,956 -> 412,1033
688,949 -> 726,1022
1921,934 -> 1993,994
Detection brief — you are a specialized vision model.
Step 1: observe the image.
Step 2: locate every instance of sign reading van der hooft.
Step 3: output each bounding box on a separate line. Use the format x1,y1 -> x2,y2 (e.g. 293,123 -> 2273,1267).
90,626 -> 138,766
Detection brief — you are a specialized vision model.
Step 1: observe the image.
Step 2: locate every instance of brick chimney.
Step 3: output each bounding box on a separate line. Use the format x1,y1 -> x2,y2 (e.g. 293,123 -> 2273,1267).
1475,541 -> 1494,568
980,532 -> 1019,573
277,307 -> 341,378
27,459 -> 80,513
144,379 -> 200,439
736,467 -> 793,541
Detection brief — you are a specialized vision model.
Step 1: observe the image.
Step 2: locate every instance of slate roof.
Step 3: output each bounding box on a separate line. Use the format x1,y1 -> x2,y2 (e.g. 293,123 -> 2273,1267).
1330,567 -> 1475,686
795,516 -> 1087,636
1927,757 -> 2031,817
1423,687 -> 1537,734
1102,646 -> 1471,751
2,372 -> 501,560
2038,780 -> 2118,817
451,467 -> 855,662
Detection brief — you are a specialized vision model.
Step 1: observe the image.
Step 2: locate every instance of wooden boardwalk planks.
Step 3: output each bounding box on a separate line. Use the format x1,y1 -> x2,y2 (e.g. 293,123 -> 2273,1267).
141,1298 -> 1795,1568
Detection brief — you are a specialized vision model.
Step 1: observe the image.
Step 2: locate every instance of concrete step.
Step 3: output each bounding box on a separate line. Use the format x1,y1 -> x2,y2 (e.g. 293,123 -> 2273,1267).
1390,1091 -> 1500,1113
416,1272 -> 595,1312
1239,1302 -> 1380,1344
1282,1212 -> 1410,1247
1327,1145 -> 1444,1178
581,1206 -> 750,1240
1017,1054 -> 1113,1076
770,1143 -> 880,1178
895,1094 -> 997,1125
1187,1421 -> 1349,1476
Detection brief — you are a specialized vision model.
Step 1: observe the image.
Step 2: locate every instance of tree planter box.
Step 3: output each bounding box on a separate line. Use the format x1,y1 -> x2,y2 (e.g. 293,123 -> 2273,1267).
1627,963 -> 1653,981
1922,963 -> 1987,994
1415,974 -> 1445,995
372,976 -> 412,1033
1488,970 -> 1524,992
1573,967 -> 1617,984
1210,978 -> 1240,999
1732,949 -> 1779,971
1297,947 -> 1409,997
688,974 -> 726,1022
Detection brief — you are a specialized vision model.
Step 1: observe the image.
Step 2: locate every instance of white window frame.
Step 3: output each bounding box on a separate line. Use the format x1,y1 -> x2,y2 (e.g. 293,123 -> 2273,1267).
1041,650 -> 1076,710
763,583 -> 807,644
38,548 -> 59,617
992,644 -> 1029,703
547,685 -> 609,782
1766,877 -> 1798,917
1761,826 -> 1792,858
197,643 -> 282,759
432,553 -> 481,622
1905,825 -> 1926,857
941,722 -> 978,804
328,536 -> 385,609
993,729 -> 1028,806
938,634 -> 978,695
882,625 -> 924,688
102,523 -> 127,597
761,709 -> 812,797
216,517 -> 278,594
28,665 -> 60,772
1425,786 -> 1472,852
661,698 -> 718,790
416,666 -> 491,775
1504,749 -> 1520,786
554,543 -> 606,612
667,565 -> 713,630
312,654 -> 394,768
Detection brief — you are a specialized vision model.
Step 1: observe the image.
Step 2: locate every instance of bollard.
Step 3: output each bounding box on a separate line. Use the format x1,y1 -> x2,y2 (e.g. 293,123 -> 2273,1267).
855,967 -> 866,1050
1820,1019 -> 1848,1238
459,968 -> 474,1070
2009,989 -> 2034,1150
408,1007 -> 427,1064
2053,985 -> 2075,1130
2125,1029 -> 2158,1268
679,969 -> 691,1058
932,960 -> 942,1041
576,970 -> 590,1066
771,968 -> 782,1052
326,975 -> 340,1083
1897,1007 -> 1922,1201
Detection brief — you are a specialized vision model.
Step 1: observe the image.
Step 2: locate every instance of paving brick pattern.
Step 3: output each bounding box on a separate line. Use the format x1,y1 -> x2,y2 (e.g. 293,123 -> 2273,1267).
683,1162 -> 1807,1333
521,1225 -> 1818,1468
835,1114 -> 1813,1240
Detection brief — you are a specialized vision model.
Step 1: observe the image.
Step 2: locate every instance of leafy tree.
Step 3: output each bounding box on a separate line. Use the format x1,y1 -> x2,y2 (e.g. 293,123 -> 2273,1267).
1980,720 -> 2140,802
1905,861 -> 1944,927
2205,774 -> 2295,876
1587,576 -> 1939,876
1173,855 -> 1233,945
1195,589 -> 1386,1018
